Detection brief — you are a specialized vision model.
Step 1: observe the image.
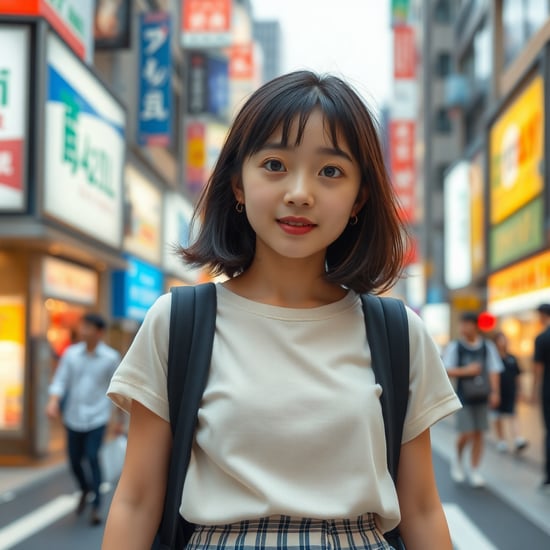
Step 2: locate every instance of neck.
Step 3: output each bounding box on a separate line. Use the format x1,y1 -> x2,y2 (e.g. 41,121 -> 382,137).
225,256 -> 345,308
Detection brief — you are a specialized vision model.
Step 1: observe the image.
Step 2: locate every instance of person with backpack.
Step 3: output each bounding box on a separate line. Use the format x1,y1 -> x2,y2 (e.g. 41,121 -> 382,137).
442,312 -> 502,488
102,71 -> 461,550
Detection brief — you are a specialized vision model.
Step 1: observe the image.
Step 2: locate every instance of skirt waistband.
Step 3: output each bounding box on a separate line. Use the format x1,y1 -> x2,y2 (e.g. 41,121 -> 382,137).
185,515 -> 391,550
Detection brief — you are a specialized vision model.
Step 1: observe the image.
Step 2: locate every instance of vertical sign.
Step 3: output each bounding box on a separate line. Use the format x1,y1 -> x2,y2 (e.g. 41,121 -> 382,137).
186,121 -> 206,195
181,0 -> 232,48
0,27 -> 28,211
389,120 -> 415,222
138,11 -> 172,146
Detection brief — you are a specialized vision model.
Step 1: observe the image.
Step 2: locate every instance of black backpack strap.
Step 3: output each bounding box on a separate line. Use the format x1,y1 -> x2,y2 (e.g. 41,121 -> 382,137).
360,294 -> 409,481
361,294 -> 409,550
155,283 -> 217,549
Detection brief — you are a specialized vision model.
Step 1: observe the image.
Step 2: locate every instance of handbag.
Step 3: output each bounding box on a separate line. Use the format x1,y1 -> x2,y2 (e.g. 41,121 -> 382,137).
153,284 -> 409,550
457,342 -> 491,404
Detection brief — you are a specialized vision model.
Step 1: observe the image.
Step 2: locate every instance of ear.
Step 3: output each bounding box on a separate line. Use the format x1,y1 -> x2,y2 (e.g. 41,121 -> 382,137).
231,177 -> 244,203
352,186 -> 368,216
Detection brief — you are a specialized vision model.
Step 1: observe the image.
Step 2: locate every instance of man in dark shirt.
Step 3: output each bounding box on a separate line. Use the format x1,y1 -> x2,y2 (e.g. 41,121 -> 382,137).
533,303 -> 550,492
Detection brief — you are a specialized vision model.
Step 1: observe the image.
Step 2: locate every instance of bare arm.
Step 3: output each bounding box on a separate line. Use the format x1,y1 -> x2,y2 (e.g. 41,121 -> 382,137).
396,429 -> 453,550
102,401 -> 172,550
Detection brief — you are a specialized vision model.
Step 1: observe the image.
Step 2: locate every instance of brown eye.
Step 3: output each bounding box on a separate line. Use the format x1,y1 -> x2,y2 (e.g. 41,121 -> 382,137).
264,159 -> 286,172
320,165 -> 342,177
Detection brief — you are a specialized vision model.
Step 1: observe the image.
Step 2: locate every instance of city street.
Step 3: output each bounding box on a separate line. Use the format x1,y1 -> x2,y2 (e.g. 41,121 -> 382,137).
1,432 -> 549,550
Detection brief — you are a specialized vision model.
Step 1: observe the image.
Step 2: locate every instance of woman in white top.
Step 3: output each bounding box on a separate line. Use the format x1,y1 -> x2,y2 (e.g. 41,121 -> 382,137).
102,71 -> 461,550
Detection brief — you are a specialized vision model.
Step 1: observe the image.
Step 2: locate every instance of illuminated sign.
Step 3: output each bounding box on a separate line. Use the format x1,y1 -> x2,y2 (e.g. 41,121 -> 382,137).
489,75 -> 544,224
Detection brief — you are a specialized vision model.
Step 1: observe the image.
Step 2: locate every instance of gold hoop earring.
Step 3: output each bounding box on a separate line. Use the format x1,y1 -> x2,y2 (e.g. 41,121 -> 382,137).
349,215 -> 358,226
235,202 -> 244,213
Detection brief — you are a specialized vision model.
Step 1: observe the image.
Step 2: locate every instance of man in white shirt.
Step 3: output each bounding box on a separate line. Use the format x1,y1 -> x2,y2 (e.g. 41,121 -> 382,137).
46,313 -> 121,526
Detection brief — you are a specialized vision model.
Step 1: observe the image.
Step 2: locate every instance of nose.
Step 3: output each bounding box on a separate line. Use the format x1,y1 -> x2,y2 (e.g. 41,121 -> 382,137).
284,172 -> 314,207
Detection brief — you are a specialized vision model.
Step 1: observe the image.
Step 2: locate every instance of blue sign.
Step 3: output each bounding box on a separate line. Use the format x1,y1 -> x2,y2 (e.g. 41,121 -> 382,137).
207,55 -> 229,119
137,12 -> 172,146
112,256 -> 164,322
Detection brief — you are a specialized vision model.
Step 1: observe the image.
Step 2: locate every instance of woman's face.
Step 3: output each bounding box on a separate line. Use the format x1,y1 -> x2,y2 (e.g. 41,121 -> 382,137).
235,110 -> 365,267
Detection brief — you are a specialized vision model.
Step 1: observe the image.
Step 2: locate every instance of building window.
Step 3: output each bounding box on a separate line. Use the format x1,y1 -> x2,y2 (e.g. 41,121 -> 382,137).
503,0 -> 550,67
434,0 -> 453,23
436,53 -> 452,77
435,108 -> 453,133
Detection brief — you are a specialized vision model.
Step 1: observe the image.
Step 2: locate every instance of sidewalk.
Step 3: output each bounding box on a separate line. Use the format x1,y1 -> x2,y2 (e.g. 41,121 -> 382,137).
431,401 -> 550,537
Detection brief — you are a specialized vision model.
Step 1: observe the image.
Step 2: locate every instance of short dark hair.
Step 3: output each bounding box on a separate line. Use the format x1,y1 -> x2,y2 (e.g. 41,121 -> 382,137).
179,70 -> 407,294
460,311 -> 479,324
82,313 -> 106,330
537,303 -> 550,316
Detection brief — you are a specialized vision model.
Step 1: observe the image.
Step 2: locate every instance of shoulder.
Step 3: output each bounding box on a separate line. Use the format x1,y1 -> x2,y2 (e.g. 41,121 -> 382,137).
63,342 -> 85,359
98,342 -> 122,361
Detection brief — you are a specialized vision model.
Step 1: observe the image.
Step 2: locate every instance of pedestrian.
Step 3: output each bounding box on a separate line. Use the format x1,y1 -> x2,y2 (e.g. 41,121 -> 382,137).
442,312 -> 502,488
533,303 -> 550,493
102,70 -> 461,550
491,331 -> 528,453
46,312 -> 121,526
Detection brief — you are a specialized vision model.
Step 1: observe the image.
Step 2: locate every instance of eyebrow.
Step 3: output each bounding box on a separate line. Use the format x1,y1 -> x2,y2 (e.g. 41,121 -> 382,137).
259,143 -> 353,162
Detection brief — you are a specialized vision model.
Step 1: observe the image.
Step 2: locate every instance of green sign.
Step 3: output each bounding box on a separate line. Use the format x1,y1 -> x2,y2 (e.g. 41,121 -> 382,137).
391,0 -> 410,25
0,69 -> 9,107
490,198 -> 544,270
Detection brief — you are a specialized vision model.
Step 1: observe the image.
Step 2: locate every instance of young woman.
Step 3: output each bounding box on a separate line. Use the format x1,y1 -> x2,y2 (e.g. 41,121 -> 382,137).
102,71 -> 461,550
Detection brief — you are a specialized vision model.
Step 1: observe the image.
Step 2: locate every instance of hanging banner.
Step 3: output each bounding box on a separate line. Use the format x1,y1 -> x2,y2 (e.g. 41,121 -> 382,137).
181,0 -> 232,48
0,26 -> 29,212
137,11 -> 173,146
389,119 -> 416,223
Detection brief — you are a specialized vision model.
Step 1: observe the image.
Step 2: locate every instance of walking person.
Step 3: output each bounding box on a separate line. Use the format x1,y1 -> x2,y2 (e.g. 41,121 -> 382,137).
533,303 -> 550,492
442,312 -> 502,487
46,312 -> 121,525
102,71 -> 461,550
491,331 -> 528,453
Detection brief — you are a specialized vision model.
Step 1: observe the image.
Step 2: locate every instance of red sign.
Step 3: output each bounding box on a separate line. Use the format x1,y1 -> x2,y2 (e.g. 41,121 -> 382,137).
0,139 -> 23,192
182,0 -> 231,34
228,43 -> 254,79
393,26 -> 415,79
389,119 -> 416,223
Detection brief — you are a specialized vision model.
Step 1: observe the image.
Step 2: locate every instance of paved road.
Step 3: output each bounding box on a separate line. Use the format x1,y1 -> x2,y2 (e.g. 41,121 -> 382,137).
1,452 -> 549,550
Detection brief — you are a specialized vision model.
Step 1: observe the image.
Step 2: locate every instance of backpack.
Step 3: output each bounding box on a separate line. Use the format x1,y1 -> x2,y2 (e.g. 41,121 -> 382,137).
153,283 -> 409,550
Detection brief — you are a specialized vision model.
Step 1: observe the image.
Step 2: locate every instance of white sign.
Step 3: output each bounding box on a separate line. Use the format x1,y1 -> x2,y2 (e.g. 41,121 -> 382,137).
123,165 -> 162,264
44,0 -> 94,62
0,26 -> 29,211
44,33 -> 125,248
163,191 -> 200,283
42,256 -> 98,305
444,161 -> 472,290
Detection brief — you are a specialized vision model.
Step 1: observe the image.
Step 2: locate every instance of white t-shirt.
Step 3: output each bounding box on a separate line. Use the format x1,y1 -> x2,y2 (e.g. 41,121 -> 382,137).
108,284 -> 461,533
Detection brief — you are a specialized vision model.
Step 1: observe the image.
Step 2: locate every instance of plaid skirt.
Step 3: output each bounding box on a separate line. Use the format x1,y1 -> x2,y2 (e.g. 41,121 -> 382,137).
185,514 -> 392,550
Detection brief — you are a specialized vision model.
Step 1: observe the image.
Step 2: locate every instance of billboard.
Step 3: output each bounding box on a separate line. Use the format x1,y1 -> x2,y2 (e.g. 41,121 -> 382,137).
181,0 -> 232,48
43,33 -> 126,248
0,26 -> 29,212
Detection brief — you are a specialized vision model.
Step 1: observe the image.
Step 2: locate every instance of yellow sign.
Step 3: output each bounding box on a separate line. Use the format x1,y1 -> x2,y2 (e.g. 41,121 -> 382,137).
469,153 -> 485,276
488,250 -> 550,304
489,75 -> 544,224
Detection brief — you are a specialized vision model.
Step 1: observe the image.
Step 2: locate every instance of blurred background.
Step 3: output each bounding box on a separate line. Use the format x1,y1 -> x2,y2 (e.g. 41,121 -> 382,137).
0,0 -> 546,473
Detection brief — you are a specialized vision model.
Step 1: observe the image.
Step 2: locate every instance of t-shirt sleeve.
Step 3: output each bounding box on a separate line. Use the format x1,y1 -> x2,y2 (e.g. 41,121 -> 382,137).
402,307 -> 462,443
107,293 -> 171,422
441,340 -> 458,369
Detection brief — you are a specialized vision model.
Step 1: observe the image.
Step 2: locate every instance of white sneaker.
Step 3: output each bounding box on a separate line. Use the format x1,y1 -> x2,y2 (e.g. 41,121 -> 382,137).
469,469 -> 485,488
496,440 -> 508,453
450,460 -> 465,483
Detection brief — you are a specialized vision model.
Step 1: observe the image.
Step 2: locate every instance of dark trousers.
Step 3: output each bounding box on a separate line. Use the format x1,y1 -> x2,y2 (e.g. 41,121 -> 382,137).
66,425 -> 106,509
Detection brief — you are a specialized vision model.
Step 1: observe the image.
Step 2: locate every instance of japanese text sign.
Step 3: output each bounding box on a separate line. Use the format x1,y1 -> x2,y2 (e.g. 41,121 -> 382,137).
44,33 -> 125,248
138,11 -> 173,146
181,0 -> 232,48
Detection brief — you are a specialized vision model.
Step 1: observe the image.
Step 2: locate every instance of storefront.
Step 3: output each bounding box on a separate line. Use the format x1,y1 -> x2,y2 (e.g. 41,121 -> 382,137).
485,67 -> 547,394
0,20 -> 126,460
